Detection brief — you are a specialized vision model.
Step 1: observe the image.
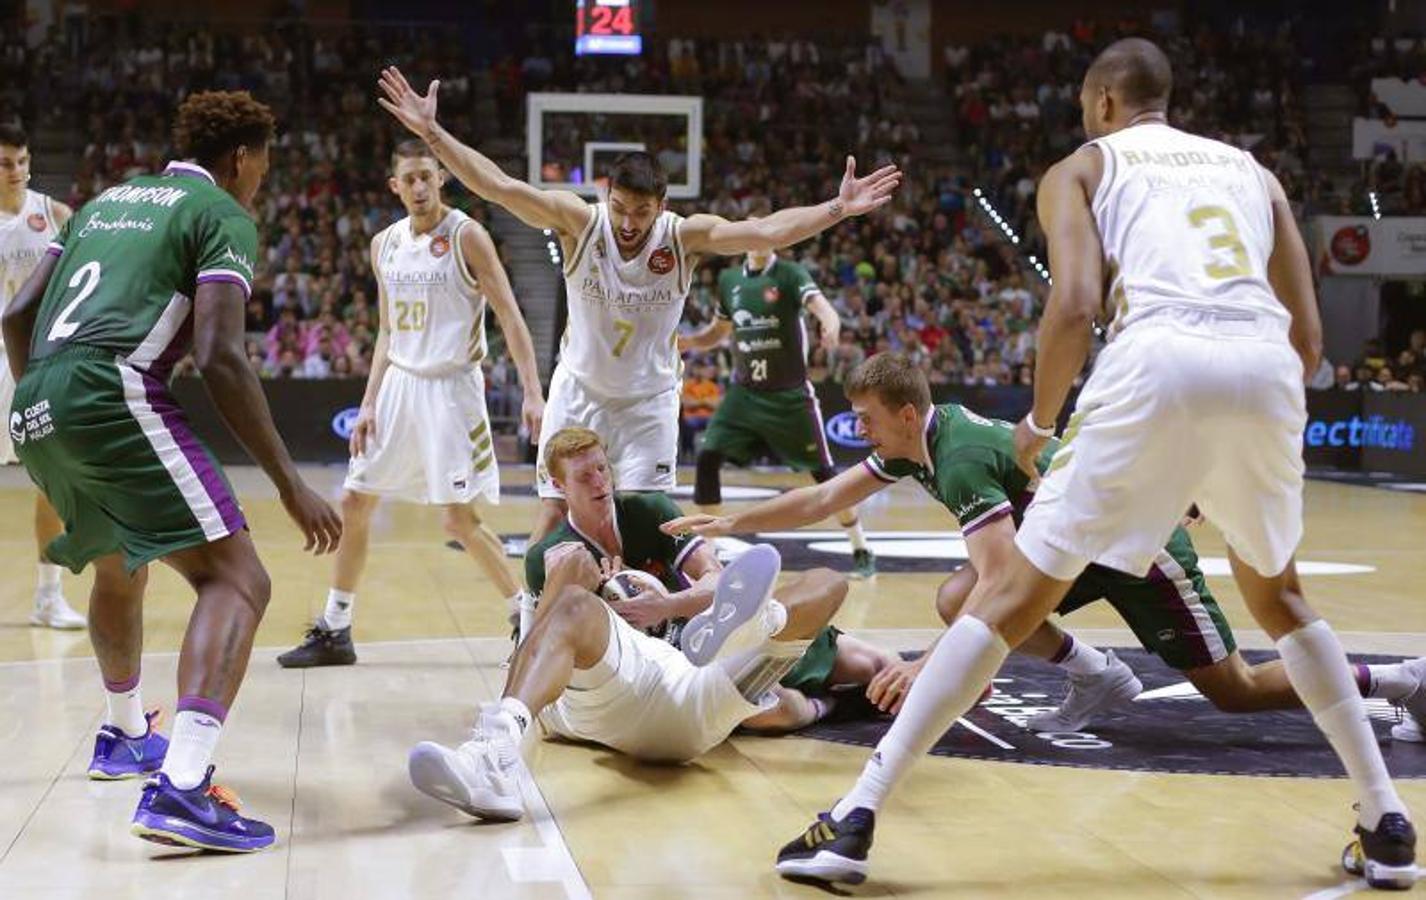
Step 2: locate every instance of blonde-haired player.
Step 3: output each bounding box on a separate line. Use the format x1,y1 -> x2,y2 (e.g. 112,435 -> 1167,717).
278,140 -> 544,667
377,67 -> 901,544
0,123 -> 84,629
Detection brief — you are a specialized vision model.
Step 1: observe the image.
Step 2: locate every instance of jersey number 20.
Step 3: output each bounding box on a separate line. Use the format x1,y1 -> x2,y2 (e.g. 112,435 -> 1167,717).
47,261 -> 101,342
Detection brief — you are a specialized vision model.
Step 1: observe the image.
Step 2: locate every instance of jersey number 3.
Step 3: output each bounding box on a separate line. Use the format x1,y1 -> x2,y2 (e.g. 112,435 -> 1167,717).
47,261 -> 101,342
1187,206 -> 1251,280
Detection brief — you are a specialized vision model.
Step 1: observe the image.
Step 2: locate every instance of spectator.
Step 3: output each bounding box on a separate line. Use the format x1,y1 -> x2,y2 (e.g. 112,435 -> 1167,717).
680,360 -> 722,459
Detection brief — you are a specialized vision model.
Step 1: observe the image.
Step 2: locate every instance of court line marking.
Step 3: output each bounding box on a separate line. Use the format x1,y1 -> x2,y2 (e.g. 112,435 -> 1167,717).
956,716 -> 1015,750
1302,871 -> 1425,899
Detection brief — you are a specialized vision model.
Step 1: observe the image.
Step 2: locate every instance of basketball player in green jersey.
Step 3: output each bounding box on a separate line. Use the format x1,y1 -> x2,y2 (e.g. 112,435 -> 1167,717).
0,123 -> 86,629
681,220 -> 875,579
2,91 -> 341,852
665,353 -> 1426,738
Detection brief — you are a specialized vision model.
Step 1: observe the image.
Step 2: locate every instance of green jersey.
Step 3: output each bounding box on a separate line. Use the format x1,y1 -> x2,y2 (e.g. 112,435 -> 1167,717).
715,257 -> 820,391
32,161 -> 257,378
862,403 -> 1060,535
525,493 -> 706,637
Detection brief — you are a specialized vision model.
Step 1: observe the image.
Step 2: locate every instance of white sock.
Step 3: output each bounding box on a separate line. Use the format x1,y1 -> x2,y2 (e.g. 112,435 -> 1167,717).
1052,634 -> 1108,677
516,591 -> 538,647
35,562 -> 62,598
1278,620 -> 1407,829
1361,663 -> 1418,701
496,696 -> 533,743
843,519 -> 868,553
832,616 -> 1008,819
162,709 -> 224,790
105,682 -> 148,738
321,588 -> 355,630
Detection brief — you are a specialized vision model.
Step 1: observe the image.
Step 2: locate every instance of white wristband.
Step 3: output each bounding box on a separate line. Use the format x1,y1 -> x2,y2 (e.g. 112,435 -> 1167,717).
1023,414 -> 1056,438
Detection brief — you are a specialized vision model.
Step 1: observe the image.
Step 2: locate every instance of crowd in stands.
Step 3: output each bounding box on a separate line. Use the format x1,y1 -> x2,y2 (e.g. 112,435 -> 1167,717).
1354,33 -> 1426,217
10,12 -> 1413,432
1321,331 -> 1426,393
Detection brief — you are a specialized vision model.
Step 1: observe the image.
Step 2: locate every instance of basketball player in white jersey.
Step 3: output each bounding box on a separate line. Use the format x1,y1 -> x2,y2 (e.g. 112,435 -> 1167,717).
767,39 -> 1418,890
0,124 -> 85,629
376,66 -> 901,543
277,141 -> 544,667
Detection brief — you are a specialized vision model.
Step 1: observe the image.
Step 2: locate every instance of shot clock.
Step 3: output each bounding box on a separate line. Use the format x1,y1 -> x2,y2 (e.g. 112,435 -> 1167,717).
575,0 -> 642,56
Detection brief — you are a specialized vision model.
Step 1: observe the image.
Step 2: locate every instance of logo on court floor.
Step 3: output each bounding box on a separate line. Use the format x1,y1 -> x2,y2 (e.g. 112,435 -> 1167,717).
802,649 -> 1426,779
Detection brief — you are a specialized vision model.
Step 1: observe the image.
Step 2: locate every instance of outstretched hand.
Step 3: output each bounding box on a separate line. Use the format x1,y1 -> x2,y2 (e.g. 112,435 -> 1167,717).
660,515 -> 734,539
836,156 -> 903,218
377,67 -> 440,140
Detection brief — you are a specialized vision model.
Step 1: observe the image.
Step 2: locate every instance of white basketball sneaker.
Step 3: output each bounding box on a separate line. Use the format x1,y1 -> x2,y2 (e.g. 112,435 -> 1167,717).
680,544 -> 784,667
1028,650 -> 1143,733
1392,658 -> 1426,743
408,707 -> 525,821
30,591 -> 86,630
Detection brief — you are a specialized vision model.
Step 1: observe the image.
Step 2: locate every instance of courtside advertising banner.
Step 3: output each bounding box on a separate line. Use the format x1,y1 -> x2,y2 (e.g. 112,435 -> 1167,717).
1315,216 -> 1426,276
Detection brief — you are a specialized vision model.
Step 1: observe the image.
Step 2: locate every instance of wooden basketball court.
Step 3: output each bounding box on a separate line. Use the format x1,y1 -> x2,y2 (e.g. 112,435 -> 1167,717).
0,462 -> 1422,898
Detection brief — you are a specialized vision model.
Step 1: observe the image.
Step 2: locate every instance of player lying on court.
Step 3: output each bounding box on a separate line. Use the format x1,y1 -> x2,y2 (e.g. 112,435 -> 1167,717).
680,203 -> 875,579
1,91 -> 341,852
404,427 -> 892,822
376,65 -> 901,548
277,139 -> 543,669
730,356 -> 1425,742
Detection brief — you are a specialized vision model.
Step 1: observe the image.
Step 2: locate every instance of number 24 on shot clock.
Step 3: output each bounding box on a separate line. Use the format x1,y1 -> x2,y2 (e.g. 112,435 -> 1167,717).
575,0 -> 642,56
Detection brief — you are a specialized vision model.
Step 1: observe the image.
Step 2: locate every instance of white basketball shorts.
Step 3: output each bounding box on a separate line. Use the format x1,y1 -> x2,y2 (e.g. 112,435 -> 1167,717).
535,363 -> 679,499
537,603 -> 771,762
0,353 -> 16,465
1017,308 -> 1306,581
344,364 -> 499,506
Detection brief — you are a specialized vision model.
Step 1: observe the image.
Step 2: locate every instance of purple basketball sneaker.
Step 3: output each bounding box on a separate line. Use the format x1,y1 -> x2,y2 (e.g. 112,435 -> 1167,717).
130,766 -> 275,853
88,709 -> 169,780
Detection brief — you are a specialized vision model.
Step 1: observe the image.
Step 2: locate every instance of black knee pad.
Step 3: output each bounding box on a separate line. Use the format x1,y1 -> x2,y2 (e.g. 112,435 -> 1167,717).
694,450 -> 725,505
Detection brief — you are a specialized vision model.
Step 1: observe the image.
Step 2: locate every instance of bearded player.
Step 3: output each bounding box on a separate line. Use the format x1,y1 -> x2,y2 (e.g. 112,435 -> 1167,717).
376,66 -> 900,545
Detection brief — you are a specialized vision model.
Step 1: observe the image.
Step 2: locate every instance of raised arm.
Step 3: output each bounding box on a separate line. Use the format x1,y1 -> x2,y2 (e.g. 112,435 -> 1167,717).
679,156 -> 902,257
377,67 -> 591,240
2,251 -> 59,379
662,463 -> 887,538
460,220 -> 545,436
1261,167 -> 1323,379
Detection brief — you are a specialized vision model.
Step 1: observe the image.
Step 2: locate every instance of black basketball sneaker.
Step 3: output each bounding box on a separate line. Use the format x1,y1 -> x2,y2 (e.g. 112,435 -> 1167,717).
775,806 -> 875,885
1342,811 -> 1418,890
277,623 -> 356,668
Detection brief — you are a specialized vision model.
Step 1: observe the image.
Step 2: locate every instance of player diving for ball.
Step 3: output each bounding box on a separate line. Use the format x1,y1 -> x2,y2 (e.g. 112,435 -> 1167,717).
680,199 -> 875,579
404,427 -> 894,822
705,355 -> 1425,743
376,66 -> 901,547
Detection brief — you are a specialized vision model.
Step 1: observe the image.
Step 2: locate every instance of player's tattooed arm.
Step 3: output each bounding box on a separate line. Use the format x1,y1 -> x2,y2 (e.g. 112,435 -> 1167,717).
1,251 -> 59,379
679,156 -> 902,257
377,67 -> 591,241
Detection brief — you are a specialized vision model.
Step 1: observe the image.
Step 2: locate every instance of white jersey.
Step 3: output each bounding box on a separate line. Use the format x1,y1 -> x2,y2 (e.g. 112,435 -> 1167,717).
1087,123 -> 1287,340
374,208 -> 487,376
560,203 -> 694,398
0,190 -> 61,353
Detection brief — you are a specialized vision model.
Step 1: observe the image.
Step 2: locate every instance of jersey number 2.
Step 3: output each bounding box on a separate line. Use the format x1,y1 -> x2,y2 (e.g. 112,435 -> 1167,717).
47,261 -> 101,342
